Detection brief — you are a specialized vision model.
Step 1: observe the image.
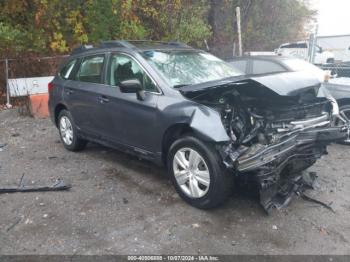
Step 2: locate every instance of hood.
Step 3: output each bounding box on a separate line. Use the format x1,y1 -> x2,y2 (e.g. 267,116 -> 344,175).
179,71 -> 321,98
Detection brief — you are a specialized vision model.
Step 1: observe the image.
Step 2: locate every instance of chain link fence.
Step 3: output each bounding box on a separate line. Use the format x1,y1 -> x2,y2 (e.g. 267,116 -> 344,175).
319,62 -> 350,78
0,55 -> 68,106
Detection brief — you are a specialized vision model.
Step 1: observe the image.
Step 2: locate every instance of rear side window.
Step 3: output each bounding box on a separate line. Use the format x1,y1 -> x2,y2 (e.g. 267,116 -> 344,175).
230,60 -> 248,74
76,55 -> 105,84
252,60 -> 285,75
59,59 -> 77,80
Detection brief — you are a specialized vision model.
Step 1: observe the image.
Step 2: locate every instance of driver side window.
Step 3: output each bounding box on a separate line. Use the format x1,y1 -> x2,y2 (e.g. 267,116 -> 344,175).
109,54 -> 157,92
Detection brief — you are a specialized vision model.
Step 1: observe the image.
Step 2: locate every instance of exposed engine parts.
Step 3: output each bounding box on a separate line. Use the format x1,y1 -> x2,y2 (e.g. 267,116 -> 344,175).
211,89 -> 347,213
183,77 -> 348,213
222,91 -> 334,143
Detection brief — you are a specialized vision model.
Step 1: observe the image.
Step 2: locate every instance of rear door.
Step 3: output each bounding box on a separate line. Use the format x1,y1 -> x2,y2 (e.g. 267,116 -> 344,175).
63,54 -> 110,138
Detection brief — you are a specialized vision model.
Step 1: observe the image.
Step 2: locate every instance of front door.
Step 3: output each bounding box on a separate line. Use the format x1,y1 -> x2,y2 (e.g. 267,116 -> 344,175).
102,53 -> 160,154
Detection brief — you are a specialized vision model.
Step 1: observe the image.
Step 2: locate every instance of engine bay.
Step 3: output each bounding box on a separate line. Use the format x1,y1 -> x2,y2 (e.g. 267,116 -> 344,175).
195,86 -> 332,148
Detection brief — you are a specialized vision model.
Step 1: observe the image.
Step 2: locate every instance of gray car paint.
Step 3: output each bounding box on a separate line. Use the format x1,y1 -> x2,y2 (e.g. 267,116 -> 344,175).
179,71 -> 321,97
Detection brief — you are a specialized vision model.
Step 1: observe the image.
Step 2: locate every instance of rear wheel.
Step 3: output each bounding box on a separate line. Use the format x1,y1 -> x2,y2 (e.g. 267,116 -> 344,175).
167,136 -> 233,209
58,110 -> 87,151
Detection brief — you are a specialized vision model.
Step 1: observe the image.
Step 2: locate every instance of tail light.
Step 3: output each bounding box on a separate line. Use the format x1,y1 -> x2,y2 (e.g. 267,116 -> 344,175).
48,82 -> 54,92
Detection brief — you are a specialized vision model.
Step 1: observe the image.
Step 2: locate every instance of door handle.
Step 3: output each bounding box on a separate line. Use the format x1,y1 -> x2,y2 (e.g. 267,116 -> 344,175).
65,88 -> 74,95
98,96 -> 110,104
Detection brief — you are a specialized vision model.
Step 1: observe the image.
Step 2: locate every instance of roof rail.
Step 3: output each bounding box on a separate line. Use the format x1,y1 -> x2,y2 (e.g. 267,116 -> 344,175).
167,41 -> 190,48
71,45 -> 94,55
100,40 -> 192,50
71,40 -> 192,55
127,40 -> 191,48
99,40 -> 136,49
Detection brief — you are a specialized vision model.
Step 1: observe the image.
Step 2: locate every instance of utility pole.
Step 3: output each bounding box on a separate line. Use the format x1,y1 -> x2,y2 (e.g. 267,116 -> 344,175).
309,24 -> 319,64
5,59 -> 11,108
236,6 -> 243,56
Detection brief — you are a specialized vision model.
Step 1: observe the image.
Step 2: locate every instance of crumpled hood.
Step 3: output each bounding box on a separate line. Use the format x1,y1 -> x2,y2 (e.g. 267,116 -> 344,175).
179,71 -> 321,97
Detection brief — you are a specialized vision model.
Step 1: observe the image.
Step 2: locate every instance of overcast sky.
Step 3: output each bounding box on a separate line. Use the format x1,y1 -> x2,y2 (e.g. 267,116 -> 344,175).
314,0 -> 350,36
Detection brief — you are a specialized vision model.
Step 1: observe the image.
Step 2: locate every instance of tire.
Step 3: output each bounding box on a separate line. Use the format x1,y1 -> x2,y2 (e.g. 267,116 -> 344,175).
167,136 -> 233,209
58,109 -> 88,151
337,104 -> 350,145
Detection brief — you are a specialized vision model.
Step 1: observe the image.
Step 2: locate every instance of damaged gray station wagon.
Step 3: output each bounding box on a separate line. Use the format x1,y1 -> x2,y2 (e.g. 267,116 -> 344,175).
49,41 -> 348,212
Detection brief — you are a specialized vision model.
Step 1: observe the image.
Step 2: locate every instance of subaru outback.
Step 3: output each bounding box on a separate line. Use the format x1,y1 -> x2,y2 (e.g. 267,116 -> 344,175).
49,41 -> 347,212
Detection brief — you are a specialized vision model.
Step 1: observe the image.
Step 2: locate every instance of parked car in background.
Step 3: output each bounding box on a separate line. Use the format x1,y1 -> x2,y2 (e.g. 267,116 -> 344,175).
275,41 -> 335,64
228,56 -> 350,144
228,56 -> 330,82
323,77 -> 350,144
49,41 -> 347,212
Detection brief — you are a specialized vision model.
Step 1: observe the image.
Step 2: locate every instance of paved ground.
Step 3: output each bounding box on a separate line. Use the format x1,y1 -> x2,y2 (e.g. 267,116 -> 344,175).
0,109 -> 349,255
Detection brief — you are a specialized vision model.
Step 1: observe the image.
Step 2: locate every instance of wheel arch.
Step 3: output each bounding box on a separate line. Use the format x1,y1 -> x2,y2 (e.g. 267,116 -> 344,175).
161,123 -> 194,166
54,103 -> 68,127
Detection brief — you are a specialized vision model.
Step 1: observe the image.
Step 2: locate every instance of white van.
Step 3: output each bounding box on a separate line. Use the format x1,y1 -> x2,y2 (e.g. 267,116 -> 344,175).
276,41 -> 335,65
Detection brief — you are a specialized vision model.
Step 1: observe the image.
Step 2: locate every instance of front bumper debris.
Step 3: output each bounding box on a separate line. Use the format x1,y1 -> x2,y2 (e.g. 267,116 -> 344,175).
260,171 -> 335,214
236,125 -> 348,172
229,121 -> 348,213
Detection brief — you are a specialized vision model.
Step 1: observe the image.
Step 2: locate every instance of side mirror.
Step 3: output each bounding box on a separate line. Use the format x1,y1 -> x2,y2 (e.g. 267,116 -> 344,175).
119,79 -> 142,93
119,79 -> 145,100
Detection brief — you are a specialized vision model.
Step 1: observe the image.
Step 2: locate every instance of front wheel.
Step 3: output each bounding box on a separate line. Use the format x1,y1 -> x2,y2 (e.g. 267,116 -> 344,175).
167,136 -> 233,209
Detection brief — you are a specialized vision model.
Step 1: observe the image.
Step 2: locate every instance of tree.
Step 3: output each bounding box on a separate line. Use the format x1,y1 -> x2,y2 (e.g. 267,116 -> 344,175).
0,0 -> 316,58
208,0 -> 317,58
135,0 -> 211,48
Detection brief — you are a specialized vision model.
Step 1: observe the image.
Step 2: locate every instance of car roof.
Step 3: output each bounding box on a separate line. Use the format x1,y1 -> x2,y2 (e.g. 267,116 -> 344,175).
70,40 -> 195,57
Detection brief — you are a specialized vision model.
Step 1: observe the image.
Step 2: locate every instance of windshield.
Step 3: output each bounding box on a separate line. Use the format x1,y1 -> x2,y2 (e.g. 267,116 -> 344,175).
142,50 -> 243,87
283,58 -> 324,74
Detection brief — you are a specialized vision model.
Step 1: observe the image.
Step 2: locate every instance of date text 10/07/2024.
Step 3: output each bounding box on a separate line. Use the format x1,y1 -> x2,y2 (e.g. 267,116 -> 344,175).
127,255 -> 219,261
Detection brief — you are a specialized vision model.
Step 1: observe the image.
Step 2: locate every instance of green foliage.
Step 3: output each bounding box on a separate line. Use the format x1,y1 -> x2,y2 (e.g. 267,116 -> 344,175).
0,23 -> 27,52
84,0 -> 147,43
134,0 -> 211,47
0,0 -> 316,57
165,1 -> 212,47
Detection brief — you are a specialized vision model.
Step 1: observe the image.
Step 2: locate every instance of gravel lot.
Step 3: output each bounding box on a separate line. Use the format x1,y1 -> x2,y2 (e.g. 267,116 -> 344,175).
0,109 -> 350,255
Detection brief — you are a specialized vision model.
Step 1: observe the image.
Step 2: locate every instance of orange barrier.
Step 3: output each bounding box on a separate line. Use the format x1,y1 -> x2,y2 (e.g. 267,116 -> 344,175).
29,93 -> 49,118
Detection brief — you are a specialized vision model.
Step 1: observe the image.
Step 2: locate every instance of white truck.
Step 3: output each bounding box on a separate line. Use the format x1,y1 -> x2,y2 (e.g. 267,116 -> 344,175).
276,41 -> 335,65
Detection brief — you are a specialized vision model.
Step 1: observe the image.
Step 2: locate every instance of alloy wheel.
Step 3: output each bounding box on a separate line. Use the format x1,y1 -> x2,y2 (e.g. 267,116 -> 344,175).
59,116 -> 74,146
172,147 -> 210,198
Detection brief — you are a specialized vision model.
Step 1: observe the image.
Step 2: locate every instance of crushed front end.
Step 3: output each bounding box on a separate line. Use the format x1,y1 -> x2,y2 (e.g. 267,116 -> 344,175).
180,73 -> 348,213
218,87 -> 348,213
233,108 -> 346,213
